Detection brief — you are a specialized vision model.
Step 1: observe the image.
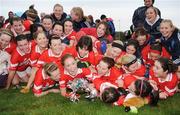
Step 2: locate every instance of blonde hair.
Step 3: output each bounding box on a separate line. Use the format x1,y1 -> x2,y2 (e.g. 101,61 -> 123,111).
160,19 -> 176,31
43,62 -> 58,76
0,28 -> 14,38
120,54 -> 136,65
112,40 -> 124,47
146,6 -> 158,16
71,7 -> 84,21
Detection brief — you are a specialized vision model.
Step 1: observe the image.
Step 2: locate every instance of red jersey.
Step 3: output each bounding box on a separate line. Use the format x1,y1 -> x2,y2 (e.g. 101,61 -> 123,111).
120,62 -> 146,77
93,67 -> 122,90
149,70 -> 178,96
141,45 -> 171,66
4,42 -> 17,54
59,68 -> 91,89
30,45 -> 47,67
80,28 -> 113,42
9,43 -> 32,71
35,49 -> 63,68
63,47 -> 102,66
33,68 -> 56,95
117,74 -> 138,89
65,31 -> 77,40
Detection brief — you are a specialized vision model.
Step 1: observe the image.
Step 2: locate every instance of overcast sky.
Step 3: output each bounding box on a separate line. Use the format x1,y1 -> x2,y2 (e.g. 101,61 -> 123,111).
0,0 -> 179,31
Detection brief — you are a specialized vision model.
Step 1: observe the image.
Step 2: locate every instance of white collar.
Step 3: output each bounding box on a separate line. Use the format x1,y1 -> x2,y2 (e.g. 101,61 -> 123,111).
16,42 -> 31,56
35,45 -> 47,54
77,52 -> 89,59
158,73 -> 173,83
145,15 -> 160,26
35,45 -> 41,53
48,49 -> 62,58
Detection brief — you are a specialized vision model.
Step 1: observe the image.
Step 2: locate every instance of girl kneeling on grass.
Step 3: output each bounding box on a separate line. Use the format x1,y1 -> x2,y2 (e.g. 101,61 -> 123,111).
33,62 -> 60,97
149,57 -> 178,99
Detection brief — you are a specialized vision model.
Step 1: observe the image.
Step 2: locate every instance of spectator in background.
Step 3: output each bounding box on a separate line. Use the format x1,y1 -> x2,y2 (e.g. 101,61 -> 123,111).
0,16 -> 5,28
22,7 -> 38,33
5,11 -> 14,24
160,19 -> 180,67
95,19 -> 100,26
70,7 -> 91,32
144,7 -> 162,41
21,5 -> 40,23
100,14 -> 115,38
132,0 -> 161,29
40,12 -> 46,22
87,15 -> 96,27
51,3 -> 67,23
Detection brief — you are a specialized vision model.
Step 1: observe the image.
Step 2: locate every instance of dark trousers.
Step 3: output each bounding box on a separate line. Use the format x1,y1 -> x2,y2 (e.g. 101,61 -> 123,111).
0,74 -> 8,87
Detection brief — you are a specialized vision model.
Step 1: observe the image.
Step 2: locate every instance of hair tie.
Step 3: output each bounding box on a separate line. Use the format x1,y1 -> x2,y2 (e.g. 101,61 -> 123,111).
124,58 -> 137,67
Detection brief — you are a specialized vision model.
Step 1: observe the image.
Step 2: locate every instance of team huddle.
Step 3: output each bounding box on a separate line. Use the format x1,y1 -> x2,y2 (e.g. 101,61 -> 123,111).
0,0 -> 179,113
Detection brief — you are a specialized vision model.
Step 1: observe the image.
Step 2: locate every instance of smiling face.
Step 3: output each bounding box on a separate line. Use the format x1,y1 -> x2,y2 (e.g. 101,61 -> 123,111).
110,47 -> 122,59
12,20 -> 24,34
49,69 -> 60,81
153,60 -> 166,78
50,39 -> 62,55
35,33 -> 48,49
17,39 -> 30,54
126,45 -> 136,55
64,57 -> 78,76
146,7 -> 157,23
97,61 -> 109,76
136,35 -> 147,46
53,6 -> 63,19
97,24 -> 106,37
144,0 -> 153,7
149,52 -> 160,61
42,18 -> 53,32
64,20 -> 73,35
160,21 -> 174,38
0,34 -> 11,49
52,24 -> 63,36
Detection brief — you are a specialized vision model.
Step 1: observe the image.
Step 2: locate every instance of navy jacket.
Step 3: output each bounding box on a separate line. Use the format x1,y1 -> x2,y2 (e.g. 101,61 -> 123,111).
73,18 -> 90,32
132,6 -> 161,28
161,28 -> 180,65
144,18 -> 163,40
51,12 -> 67,23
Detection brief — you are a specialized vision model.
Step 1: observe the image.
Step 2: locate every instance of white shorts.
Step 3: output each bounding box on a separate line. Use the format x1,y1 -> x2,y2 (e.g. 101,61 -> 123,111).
16,66 -> 32,78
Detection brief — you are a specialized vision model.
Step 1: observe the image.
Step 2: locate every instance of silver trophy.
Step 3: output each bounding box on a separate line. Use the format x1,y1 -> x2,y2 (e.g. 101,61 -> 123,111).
67,78 -> 98,102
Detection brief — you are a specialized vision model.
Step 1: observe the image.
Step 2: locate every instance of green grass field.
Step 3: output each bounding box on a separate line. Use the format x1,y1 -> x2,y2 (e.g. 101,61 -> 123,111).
0,88 -> 180,115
